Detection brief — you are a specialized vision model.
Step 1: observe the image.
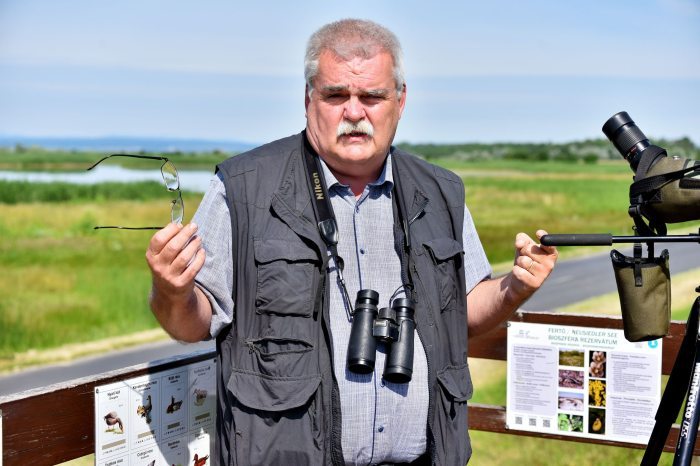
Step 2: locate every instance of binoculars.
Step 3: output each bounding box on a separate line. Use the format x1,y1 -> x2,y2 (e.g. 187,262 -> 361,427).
346,289 -> 416,383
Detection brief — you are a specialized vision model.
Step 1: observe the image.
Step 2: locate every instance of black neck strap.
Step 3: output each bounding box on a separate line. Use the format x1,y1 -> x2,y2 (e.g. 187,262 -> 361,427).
301,132 -> 352,315
390,171 -> 415,302
300,131 -> 415,310
302,133 -> 339,251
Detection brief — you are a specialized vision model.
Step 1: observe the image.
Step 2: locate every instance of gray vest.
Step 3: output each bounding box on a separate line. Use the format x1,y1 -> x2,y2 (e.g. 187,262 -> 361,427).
215,133 -> 473,465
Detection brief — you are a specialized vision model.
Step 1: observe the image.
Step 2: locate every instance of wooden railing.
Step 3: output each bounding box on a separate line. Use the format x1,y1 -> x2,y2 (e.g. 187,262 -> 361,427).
1,311 -> 696,465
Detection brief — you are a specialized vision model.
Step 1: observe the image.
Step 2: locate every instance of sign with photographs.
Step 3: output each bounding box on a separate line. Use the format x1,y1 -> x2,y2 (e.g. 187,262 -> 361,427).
94,357 -> 216,466
506,322 -> 662,444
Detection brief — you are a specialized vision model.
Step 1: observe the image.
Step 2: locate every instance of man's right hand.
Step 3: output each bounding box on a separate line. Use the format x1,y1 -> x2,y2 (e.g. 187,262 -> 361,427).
146,223 -> 211,342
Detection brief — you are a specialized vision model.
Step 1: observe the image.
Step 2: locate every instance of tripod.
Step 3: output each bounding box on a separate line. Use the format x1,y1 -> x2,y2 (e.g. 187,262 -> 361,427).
541,231 -> 700,466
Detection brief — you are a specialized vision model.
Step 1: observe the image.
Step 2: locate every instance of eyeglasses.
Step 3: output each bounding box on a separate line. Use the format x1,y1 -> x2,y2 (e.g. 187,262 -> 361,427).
87,153 -> 184,230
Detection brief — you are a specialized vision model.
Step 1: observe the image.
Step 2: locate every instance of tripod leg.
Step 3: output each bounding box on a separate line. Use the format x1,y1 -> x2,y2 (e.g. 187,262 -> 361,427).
673,298 -> 700,466
642,298 -> 700,466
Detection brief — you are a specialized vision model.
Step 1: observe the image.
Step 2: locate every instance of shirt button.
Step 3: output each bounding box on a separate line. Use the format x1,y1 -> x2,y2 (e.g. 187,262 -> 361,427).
378,426 -> 384,433
360,248 -> 366,255
355,206 -> 360,213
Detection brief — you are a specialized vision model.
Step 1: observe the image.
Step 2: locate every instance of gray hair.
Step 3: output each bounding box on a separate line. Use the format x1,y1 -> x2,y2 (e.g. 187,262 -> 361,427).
304,19 -> 405,98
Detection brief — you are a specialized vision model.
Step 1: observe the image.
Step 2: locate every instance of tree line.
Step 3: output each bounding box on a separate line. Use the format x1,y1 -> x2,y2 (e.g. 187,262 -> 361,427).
396,137 -> 699,163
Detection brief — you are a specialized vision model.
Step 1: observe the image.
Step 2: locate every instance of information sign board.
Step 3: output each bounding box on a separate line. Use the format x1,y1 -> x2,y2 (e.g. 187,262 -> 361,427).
94,358 -> 216,465
506,322 -> 662,444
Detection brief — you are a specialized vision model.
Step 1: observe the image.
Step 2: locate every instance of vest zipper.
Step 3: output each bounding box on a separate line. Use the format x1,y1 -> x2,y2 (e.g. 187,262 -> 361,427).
408,198 -> 428,225
320,268 -> 344,465
410,261 -> 437,464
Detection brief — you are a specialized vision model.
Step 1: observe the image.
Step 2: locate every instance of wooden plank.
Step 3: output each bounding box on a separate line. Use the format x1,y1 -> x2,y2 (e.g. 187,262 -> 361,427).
468,403 -> 700,456
469,311 -> 687,375
0,349 -> 215,466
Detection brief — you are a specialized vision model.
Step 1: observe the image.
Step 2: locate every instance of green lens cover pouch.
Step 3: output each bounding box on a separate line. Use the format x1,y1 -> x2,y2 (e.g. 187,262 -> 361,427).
611,246 -> 670,342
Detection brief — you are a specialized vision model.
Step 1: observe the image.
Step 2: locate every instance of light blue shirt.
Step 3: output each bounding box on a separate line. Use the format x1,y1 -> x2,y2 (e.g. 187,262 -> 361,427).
193,153 -> 492,465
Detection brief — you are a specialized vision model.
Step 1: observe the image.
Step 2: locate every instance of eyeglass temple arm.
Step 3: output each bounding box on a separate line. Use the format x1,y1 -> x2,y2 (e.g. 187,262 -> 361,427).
94,226 -> 164,230
86,154 -> 170,171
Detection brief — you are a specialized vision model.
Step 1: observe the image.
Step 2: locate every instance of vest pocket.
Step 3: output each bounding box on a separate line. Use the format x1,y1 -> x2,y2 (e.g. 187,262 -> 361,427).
437,363 -> 473,403
245,336 -> 315,378
254,238 -> 319,317
227,369 -> 323,465
227,368 -> 321,411
434,363 -> 473,462
423,238 -> 464,313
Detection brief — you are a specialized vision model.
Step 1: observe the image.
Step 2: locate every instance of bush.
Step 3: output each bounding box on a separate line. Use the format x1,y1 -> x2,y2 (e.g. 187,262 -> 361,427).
553,150 -> 577,163
504,148 -> 548,161
582,154 -> 598,164
0,180 -> 178,204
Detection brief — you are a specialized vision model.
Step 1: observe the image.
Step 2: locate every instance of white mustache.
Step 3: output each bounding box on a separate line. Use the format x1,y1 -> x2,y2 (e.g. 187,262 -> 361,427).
337,119 -> 374,138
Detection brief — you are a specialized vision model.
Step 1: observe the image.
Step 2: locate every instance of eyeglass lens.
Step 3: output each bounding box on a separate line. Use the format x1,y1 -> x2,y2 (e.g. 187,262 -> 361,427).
161,160 -> 180,191
88,154 -> 185,230
162,160 -> 183,224
171,192 -> 184,225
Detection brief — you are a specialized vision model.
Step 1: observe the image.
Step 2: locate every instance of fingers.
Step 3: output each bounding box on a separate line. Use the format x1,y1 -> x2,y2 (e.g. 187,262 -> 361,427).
514,232 -> 535,251
506,230 -> 559,306
513,229 -> 559,280
515,231 -> 558,261
515,255 -> 537,275
146,223 -> 205,294
149,223 -> 198,259
171,234 -> 204,276
147,223 -> 182,255
536,229 -> 558,255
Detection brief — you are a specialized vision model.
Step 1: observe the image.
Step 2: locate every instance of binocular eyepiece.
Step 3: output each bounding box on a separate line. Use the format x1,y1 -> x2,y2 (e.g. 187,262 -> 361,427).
346,289 -> 416,384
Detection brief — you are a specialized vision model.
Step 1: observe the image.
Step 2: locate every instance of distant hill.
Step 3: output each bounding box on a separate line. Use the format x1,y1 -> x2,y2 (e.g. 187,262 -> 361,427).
0,136 -> 257,153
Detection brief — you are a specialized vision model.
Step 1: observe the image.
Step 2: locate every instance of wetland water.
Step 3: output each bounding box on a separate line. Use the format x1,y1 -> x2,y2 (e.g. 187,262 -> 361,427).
0,165 -> 215,193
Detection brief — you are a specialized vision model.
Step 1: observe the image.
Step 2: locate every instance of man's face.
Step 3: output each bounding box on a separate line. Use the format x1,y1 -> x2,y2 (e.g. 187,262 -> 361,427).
305,50 -> 406,180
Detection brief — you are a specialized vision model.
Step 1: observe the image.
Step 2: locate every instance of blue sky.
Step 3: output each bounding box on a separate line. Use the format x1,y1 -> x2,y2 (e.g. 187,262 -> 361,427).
1,0 -> 698,144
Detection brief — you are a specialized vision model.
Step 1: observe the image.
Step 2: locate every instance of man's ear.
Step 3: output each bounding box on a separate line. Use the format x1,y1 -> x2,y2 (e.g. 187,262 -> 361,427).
305,84 -> 311,115
398,83 -> 407,119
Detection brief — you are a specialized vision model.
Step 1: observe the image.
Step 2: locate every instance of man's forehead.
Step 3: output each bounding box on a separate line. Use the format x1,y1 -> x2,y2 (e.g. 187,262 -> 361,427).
314,51 -> 395,89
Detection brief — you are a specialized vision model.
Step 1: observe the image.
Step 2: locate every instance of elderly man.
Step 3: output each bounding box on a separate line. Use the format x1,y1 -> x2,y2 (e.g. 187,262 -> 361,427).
146,18 -> 557,465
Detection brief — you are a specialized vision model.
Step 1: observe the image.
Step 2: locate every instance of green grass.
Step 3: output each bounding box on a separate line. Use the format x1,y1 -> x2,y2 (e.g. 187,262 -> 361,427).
0,193 -> 201,358
463,173 -> 636,264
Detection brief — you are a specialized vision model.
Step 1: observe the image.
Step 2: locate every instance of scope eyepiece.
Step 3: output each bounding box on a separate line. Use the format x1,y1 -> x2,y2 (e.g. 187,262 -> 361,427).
602,111 -> 650,170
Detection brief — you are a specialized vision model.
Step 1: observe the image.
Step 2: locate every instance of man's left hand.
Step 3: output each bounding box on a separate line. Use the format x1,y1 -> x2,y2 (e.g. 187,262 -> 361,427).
509,229 -> 558,300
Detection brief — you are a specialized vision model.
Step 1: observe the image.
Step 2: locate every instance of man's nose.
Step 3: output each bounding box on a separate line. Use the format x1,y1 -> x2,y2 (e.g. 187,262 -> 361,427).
343,96 -> 366,122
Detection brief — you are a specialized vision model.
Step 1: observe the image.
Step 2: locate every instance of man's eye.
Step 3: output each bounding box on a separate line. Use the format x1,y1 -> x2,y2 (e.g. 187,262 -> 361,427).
362,95 -> 384,104
324,93 -> 347,102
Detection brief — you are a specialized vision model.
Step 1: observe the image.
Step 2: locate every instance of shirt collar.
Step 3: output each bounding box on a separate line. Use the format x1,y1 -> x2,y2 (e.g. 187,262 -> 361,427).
318,152 -> 394,193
